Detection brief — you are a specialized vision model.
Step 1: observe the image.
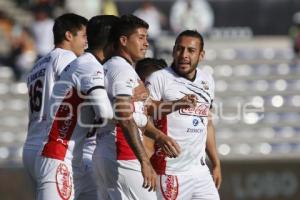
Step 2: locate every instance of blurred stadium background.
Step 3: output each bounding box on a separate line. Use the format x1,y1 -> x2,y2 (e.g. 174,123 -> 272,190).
0,0 -> 300,200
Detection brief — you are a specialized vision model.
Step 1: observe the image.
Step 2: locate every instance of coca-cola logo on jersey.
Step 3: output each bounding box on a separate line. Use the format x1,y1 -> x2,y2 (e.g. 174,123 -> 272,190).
179,103 -> 210,117
55,163 -> 72,200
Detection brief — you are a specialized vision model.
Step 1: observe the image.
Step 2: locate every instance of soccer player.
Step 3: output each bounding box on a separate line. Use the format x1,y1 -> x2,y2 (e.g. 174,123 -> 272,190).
33,15 -> 115,200
92,14 -> 156,200
135,57 -> 200,162
147,30 -> 221,199
23,13 -> 87,189
93,15 -> 181,200
77,15 -> 119,200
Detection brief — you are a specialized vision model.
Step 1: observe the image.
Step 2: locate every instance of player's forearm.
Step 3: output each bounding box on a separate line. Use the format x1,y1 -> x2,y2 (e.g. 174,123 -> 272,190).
115,97 -> 150,163
118,119 -> 150,163
143,135 -> 155,157
206,144 -> 220,167
206,121 -> 220,167
143,120 -> 163,140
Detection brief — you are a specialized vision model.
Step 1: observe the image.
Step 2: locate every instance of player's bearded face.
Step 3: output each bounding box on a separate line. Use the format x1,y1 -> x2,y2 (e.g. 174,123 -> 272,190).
126,28 -> 149,62
172,36 -> 204,77
71,26 -> 87,56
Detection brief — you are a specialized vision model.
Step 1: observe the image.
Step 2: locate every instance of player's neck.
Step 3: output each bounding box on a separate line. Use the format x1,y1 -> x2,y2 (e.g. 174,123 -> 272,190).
55,42 -> 72,53
90,49 -> 105,64
115,49 -> 134,66
185,70 -> 197,81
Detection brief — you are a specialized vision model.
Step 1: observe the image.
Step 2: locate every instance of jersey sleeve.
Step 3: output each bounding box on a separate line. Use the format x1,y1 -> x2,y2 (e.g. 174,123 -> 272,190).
79,64 -> 105,95
110,65 -> 136,97
145,71 -> 164,101
89,89 -> 113,120
208,74 -> 215,101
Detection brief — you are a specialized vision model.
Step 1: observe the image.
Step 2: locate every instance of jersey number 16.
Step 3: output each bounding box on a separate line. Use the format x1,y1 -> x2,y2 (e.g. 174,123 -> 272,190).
29,80 -> 43,113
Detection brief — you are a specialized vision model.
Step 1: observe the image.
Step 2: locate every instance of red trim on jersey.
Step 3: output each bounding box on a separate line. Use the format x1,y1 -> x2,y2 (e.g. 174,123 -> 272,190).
151,116 -> 167,174
116,101 -> 139,160
42,88 -> 83,160
116,123 -> 137,160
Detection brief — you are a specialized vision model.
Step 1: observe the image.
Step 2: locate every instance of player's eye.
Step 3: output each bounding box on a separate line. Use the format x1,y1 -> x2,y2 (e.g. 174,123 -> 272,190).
188,48 -> 196,53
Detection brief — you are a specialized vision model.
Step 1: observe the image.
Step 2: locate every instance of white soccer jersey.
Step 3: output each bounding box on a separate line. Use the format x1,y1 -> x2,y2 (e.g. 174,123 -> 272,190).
24,48 -> 77,151
147,67 -> 215,175
41,52 -> 106,166
93,56 -> 156,200
95,56 -> 145,170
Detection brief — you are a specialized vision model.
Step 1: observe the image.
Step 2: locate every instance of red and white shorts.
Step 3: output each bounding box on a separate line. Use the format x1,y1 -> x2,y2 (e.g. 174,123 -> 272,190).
157,169 -> 219,200
35,156 -> 74,200
93,156 -> 157,200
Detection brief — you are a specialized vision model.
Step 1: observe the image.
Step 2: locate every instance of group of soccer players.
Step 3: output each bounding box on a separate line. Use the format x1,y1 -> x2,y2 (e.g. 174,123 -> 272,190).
23,12 -> 221,200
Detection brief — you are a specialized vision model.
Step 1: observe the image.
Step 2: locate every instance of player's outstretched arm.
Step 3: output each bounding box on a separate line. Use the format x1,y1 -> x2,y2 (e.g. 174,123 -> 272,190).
206,112 -> 222,189
146,94 -> 198,119
115,95 -> 157,191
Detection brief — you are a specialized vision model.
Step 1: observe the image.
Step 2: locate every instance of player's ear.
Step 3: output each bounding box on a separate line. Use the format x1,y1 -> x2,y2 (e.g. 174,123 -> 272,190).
119,35 -> 127,47
172,45 -> 176,58
65,31 -> 73,42
199,50 -> 205,60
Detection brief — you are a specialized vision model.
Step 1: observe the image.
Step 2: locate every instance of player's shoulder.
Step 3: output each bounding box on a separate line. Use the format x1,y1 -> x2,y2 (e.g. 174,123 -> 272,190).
62,53 -> 104,82
52,48 -> 76,60
197,67 -> 214,83
105,56 -> 132,70
52,48 -> 77,71
75,52 -> 101,69
149,67 -> 173,80
30,53 -> 51,73
104,56 -> 135,77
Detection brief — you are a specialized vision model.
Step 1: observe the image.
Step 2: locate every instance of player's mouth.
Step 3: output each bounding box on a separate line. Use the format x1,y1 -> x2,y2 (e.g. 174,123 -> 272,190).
178,61 -> 190,68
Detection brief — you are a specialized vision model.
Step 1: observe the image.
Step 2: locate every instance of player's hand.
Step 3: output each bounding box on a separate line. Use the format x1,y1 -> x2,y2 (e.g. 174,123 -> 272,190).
212,164 -> 222,189
177,94 -> 198,109
141,160 -> 157,192
133,80 -> 149,101
156,134 -> 181,158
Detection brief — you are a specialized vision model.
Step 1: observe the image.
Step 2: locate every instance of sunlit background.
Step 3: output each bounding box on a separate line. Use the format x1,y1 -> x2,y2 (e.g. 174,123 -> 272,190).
0,0 -> 300,199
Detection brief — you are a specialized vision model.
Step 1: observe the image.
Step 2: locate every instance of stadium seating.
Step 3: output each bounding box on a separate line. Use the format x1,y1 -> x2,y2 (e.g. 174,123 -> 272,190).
0,36 -> 299,166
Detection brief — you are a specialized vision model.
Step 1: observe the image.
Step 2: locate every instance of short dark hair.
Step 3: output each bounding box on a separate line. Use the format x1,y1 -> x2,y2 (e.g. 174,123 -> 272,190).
175,30 -> 204,50
53,13 -> 88,45
109,14 -> 149,49
87,15 -> 119,50
135,58 -> 167,79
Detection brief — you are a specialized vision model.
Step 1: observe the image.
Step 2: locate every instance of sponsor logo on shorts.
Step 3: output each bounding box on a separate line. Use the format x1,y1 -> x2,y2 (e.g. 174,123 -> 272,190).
160,175 -> 179,200
179,103 -> 209,117
56,163 -> 72,200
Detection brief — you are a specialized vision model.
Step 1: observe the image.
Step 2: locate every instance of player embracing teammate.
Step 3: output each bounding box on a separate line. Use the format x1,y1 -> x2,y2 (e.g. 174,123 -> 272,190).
23,12 -> 221,200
